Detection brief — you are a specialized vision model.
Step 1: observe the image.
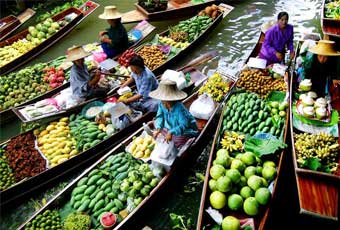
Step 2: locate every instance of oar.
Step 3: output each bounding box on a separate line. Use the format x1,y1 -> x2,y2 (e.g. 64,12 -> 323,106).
177,50 -> 218,71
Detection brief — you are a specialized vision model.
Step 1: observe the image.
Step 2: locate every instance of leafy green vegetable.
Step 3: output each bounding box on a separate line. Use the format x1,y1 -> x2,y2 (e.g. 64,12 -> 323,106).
64,212 -> 91,230
170,213 -> 193,230
244,136 -> 287,157
302,157 -> 331,173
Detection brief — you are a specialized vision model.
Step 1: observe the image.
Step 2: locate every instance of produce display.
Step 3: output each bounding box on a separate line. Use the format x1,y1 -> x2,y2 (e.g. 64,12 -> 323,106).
0,40 -> 36,68
198,72 -> 230,102
118,49 -> 137,67
198,4 -> 221,19
136,45 -> 167,70
138,0 -> 168,13
68,152 -> 160,226
0,146 -> 15,190
25,210 -> 62,230
236,69 -> 287,98
4,132 -> 46,182
42,66 -> 66,89
63,212 -> 91,230
26,18 -> 61,44
222,92 -> 286,137
294,132 -> 339,173
127,133 -> 156,159
158,36 -> 190,49
325,0 -> 340,19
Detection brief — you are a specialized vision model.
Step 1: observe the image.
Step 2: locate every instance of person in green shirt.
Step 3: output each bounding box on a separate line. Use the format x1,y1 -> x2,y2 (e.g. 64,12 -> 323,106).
98,6 -> 129,58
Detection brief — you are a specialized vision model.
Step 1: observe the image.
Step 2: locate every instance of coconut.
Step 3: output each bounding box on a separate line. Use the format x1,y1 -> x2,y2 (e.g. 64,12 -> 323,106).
303,106 -> 315,118
314,97 -> 327,108
315,107 -> 327,119
301,96 -> 314,107
299,79 -> 312,91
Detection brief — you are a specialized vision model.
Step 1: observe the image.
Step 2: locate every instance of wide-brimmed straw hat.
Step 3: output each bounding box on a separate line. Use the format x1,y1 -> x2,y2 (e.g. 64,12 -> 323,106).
149,80 -> 187,101
309,40 -> 340,56
260,19 -> 276,33
99,6 -> 122,20
65,45 -> 91,62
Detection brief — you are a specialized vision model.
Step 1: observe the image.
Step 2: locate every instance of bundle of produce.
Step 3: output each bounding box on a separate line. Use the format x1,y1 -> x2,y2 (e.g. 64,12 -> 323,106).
0,40 -> 36,68
198,4 -> 221,19
118,49 -> 137,67
236,69 -> 287,98
63,212 -> 91,230
42,66 -> 66,89
25,210 -> 62,230
158,36 -> 189,49
26,18 -> 61,43
127,133 -> 156,159
36,117 -> 77,167
68,152 -> 160,226
222,92 -> 284,137
170,15 -> 213,42
0,146 -> 15,190
198,72 -> 230,102
220,131 -> 245,152
136,45 -> 167,70
5,132 -> 46,182
294,132 -> 339,173
325,0 -> 340,19
138,0 -> 168,12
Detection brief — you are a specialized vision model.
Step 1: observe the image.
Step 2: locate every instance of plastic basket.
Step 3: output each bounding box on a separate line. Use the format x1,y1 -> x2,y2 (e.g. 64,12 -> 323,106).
81,101 -> 104,119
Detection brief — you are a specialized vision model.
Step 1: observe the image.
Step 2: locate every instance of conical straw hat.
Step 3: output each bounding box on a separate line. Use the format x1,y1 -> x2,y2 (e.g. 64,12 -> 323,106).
99,6 -> 122,20
309,40 -> 340,56
65,45 -> 91,62
149,80 -> 187,101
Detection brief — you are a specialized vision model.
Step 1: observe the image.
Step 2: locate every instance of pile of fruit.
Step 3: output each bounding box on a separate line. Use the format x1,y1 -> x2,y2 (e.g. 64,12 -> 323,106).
69,152 -> 160,224
220,131 -> 245,152
0,40 -> 36,68
198,4 -> 221,19
118,92 -> 134,102
26,18 -> 61,44
294,132 -> 339,173
223,92 -> 285,137
36,117 -> 77,167
118,49 -> 137,67
127,134 -> 156,159
198,72 -> 230,102
0,146 -> 15,191
158,36 -> 189,49
25,210 -> 62,230
138,0 -> 168,13
237,69 -> 287,98
209,149 -> 277,216
42,66 -> 65,89
136,45 -> 167,70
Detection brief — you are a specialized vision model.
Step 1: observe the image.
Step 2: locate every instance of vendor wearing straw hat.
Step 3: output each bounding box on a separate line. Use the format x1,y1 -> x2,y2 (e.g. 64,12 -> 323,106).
150,80 -> 198,148
67,46 -> 107,101
303,40 -> 340,96
98,6 -> 129,58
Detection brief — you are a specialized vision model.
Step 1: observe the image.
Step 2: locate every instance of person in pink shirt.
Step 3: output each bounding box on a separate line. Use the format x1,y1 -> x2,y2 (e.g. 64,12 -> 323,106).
259,12 -> 295,65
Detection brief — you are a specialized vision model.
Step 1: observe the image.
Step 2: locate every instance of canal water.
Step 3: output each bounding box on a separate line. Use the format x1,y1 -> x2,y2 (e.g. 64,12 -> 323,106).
1,0 -> 326,229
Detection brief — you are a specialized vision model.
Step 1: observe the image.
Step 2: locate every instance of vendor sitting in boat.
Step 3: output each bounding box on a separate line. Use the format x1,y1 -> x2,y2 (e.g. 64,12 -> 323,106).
119,55 -> 159,112
98,6 -> 129,58
150,80 -> 198,148
259,12 -> 295,65
67,46 -> 108,101
303,40 -> 340,96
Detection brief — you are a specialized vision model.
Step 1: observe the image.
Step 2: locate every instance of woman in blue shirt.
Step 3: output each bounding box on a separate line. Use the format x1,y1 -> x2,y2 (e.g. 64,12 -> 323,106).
149,80 -> 198,148
119,55 -> 159,112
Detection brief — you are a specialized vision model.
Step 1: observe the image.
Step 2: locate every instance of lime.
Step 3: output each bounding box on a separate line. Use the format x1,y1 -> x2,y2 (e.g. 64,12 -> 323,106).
262,166 -> 277,181
235,153 -> 243,160
228,194 -> 243,211
216,148 -> 229,158
247,175 -> 263,191
209,179 -> 217,191
215,153 -> 232,168
222,216 -> 240,230
255,166 -> 263,175
210,165 -> 225,180
239,176 -> 247,187
216,176 -> 232,193
226,168 -> 241,184
210,191 -> 227,209
255,187 -> 271,205
244,166 -> 256,179
240,186 -> 254,199
243,197 -> 259,216
241,152 -> 256,166
263,161 -> 276,168
230,159 -> 246,172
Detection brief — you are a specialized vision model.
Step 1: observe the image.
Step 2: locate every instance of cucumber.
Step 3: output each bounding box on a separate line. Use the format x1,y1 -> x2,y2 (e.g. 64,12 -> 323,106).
265,117 -> 272,126
88,169 -> 100,177
258,110 -> 264,120
269,126 -> 276,135
90,189 -> 101,199
72,185 -> 87,196
258,122 -> 266,131
69,114 -> 76,121
94,199 -> 105,211
117,164 -> 129,172
104,187 -> 112,194
81,195 -> 90,203
96,178 -> 107,186
90,139 -> 101,148
115,171 -> 128,181
104,202 -> 115,212
77,177 -> 88,187
77,199 -> 91,212
87,175 -> 101,185
95,191 -> 105,200
101,181 -> 112,190
88,198 -> 98,209
74,194 -> 84,201
113,199 -> 124,210
262,126 -> 270,133
97,132 -> 107,140
93,208 -> 105,218
107,192 -> 117,199
73,200 -> 82,209
84,185 -> 96,196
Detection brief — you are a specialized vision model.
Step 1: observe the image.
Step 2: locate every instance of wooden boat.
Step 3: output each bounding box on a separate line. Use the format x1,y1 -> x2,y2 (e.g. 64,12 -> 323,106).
289,37 -> 339,221
132,3 -> 234,76
321,0 -> 340,38
197,31 -> 290,229
122,0 -> 223,24
0,8 -> 36,41
0,54 -> 211,208
16,76 -> 235,229
0,21 -> 155,126
0,2 -> 100,76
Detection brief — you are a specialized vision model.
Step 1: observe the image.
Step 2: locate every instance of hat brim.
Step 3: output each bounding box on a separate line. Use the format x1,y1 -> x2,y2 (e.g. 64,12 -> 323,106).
98,13 -> 122,20
149,90 -> 187,101
65,52 -> 91,62
308,47 -> 340,56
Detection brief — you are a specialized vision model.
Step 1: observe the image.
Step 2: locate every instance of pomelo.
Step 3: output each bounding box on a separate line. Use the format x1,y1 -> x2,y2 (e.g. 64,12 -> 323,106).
216,148 -> 229,158
226,168 -> 241,184
255,166 -> 263,175
209,179 -> 217,191
228,194 -> 243,211
263,160 -> 276,168
243,197 -> 259,216
244,166 -> 256,179
255,187 -> 271,205
215,154 -> 232,168
230,159 -> 246,172
221,216 -> 240,230
262,166 -> 277,181
210,191 -> 227,209
216,176 -> 232,193
241,152 -> 256,166
240,186 -> 254,199
210,165 -> 225,180
239,176 -> 247,187
247,175 -> 263,191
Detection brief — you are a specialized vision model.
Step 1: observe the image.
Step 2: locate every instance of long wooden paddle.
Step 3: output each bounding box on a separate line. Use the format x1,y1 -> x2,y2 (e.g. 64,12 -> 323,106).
177,50 -> 218,71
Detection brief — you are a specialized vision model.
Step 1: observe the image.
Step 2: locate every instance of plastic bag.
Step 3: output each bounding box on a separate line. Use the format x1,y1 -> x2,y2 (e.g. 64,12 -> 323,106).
112,114 -> 130,130
189,93 -> 215,120
161,69 -> 187,90
153,135 -> 177,159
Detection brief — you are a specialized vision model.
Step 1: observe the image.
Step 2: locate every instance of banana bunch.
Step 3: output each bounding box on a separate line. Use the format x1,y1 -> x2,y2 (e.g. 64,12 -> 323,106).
0,40 -> 36,67
198,72 -> 230,102
119,92 -> 133,101
220,131 -> 245,152
158,36 -> 190,49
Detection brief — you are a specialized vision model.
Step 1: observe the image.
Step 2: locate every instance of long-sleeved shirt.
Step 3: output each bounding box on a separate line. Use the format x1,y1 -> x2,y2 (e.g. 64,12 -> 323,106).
259,24 -> 294,65
155,102 -> 198,136
105,22 -> 129,54
131,67 -> 158,101
70,63 -> 91,100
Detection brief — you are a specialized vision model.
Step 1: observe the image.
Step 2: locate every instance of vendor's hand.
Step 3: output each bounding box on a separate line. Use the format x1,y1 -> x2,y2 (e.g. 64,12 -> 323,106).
101,37 -> 111,44
152,129 -> 161,139
276,52 -> 283,61
99,31 -> 106,36
118,98 -> 127,103
165,133 -> 172,142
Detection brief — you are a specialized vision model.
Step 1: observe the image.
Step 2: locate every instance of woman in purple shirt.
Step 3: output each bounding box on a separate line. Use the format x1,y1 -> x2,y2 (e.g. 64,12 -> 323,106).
259,12 -> 295,65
